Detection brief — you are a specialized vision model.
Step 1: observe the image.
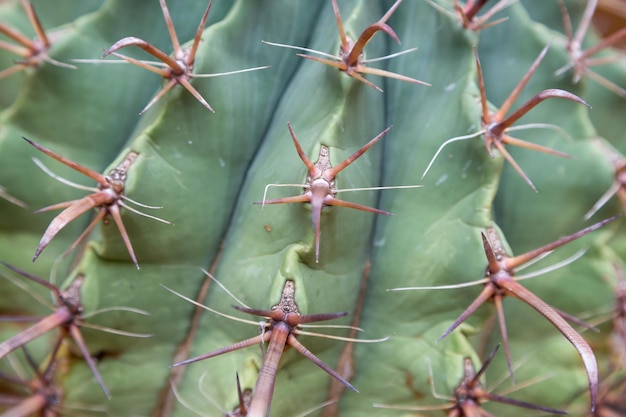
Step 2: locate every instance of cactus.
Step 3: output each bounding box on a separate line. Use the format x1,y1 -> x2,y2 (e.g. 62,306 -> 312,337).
1,0 -> 625,416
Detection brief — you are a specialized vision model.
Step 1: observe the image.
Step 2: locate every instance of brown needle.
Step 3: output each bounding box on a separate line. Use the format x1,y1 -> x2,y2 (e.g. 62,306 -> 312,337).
99,0 -> 267,114
423,45 -> 590,191
0,343 -> 63,417
170,280 -> 357,417
426,0 -> 517,31
0,264 -> 110,398
0,0 -> 75,79
390,216 -> 616,413
437,218 -> 616,413
375,345 -> 566,416
557,0 -> 626,97
263,0 -> 429,92
476,45 -> 589,192
24,137 -> 169,269
255,123 -> 394,263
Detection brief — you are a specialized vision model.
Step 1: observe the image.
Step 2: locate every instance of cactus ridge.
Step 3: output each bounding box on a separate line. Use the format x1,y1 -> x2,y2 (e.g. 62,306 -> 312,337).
0,1 -> 626,416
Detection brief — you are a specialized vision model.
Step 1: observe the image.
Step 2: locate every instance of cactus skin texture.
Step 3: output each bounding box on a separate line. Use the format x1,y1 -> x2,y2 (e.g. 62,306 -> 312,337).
0,1 -> 625,416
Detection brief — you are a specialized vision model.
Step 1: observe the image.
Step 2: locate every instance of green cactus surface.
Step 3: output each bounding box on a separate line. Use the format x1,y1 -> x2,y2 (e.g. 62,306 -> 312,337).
1,1 -> 625,416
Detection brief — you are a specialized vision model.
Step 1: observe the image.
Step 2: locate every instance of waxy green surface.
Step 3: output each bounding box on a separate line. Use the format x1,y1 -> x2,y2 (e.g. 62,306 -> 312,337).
0,1 -> 624,416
